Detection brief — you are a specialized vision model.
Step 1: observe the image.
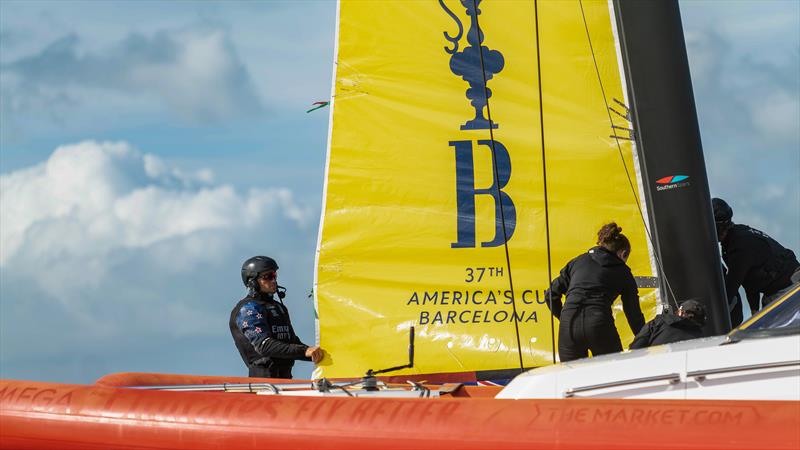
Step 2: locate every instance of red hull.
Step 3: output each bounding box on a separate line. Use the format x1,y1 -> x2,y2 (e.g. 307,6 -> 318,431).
1,377 -> 798,450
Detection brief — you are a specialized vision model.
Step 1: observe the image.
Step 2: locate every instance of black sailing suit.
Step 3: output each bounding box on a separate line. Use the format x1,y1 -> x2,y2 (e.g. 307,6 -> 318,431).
722,224 -> 799,326
229,292 -> 310,378
545,246 -> 645,362
629,314 -> 704,349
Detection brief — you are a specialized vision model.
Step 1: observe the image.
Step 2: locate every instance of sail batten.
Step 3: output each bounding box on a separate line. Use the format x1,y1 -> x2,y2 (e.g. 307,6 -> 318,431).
607,0 -> 662,311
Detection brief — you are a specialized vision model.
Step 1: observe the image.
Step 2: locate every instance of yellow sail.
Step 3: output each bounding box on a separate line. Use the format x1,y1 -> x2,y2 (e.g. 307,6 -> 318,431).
314,0 -> 657,378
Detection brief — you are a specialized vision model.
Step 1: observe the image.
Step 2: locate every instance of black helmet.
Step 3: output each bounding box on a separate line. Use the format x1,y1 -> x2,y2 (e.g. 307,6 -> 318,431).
679,299 -> 707,326
241,256 -> 279,288
712,198 -> 733,239
712,198 -> 733,223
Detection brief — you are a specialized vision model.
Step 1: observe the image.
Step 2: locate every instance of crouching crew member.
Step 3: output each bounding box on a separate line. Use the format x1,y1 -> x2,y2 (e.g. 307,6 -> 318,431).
545,223 -> 645,362
229,256 -> 323,378
630,300 -> 706,349
713,198 -> 799,326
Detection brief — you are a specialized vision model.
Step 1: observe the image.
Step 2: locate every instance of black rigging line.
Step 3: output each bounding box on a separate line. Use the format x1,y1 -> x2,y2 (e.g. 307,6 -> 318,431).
533,0 -> 557,365
577,0 -> 679,310
471,0 -> 525,374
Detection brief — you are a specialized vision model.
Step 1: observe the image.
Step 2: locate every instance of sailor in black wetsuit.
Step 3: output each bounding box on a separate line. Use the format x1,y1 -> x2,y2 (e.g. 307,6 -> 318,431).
229,256 -> 323,378
629,300 -> 706,349
713,198 -> 800,327
545,223 -> 645,362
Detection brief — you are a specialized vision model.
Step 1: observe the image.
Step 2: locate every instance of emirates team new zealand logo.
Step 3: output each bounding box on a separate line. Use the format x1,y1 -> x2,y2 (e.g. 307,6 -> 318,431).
440,0 -> 505,130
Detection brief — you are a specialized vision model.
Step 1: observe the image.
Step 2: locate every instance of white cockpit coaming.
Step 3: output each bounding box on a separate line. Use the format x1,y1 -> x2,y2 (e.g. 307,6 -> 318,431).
497,334 -> 800,400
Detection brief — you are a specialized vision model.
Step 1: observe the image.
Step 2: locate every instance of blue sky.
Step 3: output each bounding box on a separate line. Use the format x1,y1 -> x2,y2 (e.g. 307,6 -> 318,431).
1,1 -> 798,383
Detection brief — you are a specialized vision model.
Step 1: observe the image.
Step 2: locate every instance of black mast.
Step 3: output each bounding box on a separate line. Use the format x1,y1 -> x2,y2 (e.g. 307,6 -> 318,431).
612,0 -> 730,334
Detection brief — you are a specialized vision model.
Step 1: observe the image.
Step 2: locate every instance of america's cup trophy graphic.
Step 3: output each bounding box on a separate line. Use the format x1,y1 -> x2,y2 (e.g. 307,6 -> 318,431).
440,0 -> 504,130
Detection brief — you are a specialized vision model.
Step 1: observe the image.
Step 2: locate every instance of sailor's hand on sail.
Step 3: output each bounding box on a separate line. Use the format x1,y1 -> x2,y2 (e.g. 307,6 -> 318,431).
305,346 -> 324,364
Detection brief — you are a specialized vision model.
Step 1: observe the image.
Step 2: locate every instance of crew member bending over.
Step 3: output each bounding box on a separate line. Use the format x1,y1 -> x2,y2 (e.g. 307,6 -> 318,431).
630,300 -> 706,349
545,223 -> 645,362
713,198 -> 799,326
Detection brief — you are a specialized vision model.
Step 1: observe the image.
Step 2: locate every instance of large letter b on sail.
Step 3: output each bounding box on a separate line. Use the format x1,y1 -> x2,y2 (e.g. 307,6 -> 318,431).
450,139 -> 516,248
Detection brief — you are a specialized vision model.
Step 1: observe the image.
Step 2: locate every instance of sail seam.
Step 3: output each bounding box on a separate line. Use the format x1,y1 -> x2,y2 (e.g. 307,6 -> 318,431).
533,0 -> 557,365
471,0 -> 525,374
578,0 -> 679,310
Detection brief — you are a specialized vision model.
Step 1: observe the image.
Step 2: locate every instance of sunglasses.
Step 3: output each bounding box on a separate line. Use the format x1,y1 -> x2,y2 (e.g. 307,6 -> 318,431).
258,271 -> 277,282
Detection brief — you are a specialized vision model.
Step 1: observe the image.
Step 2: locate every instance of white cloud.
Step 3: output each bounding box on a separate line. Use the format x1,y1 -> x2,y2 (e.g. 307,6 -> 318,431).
0,141 -> 319,380
750,91 -> 800,142
683,11 -> 799,254
1,25 -> 264,123
1,141 -> 309,267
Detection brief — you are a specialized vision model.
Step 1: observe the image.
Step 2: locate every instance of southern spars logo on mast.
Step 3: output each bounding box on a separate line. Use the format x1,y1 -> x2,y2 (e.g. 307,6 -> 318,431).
655,175 -> 691,191
440,0 -> 515,249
